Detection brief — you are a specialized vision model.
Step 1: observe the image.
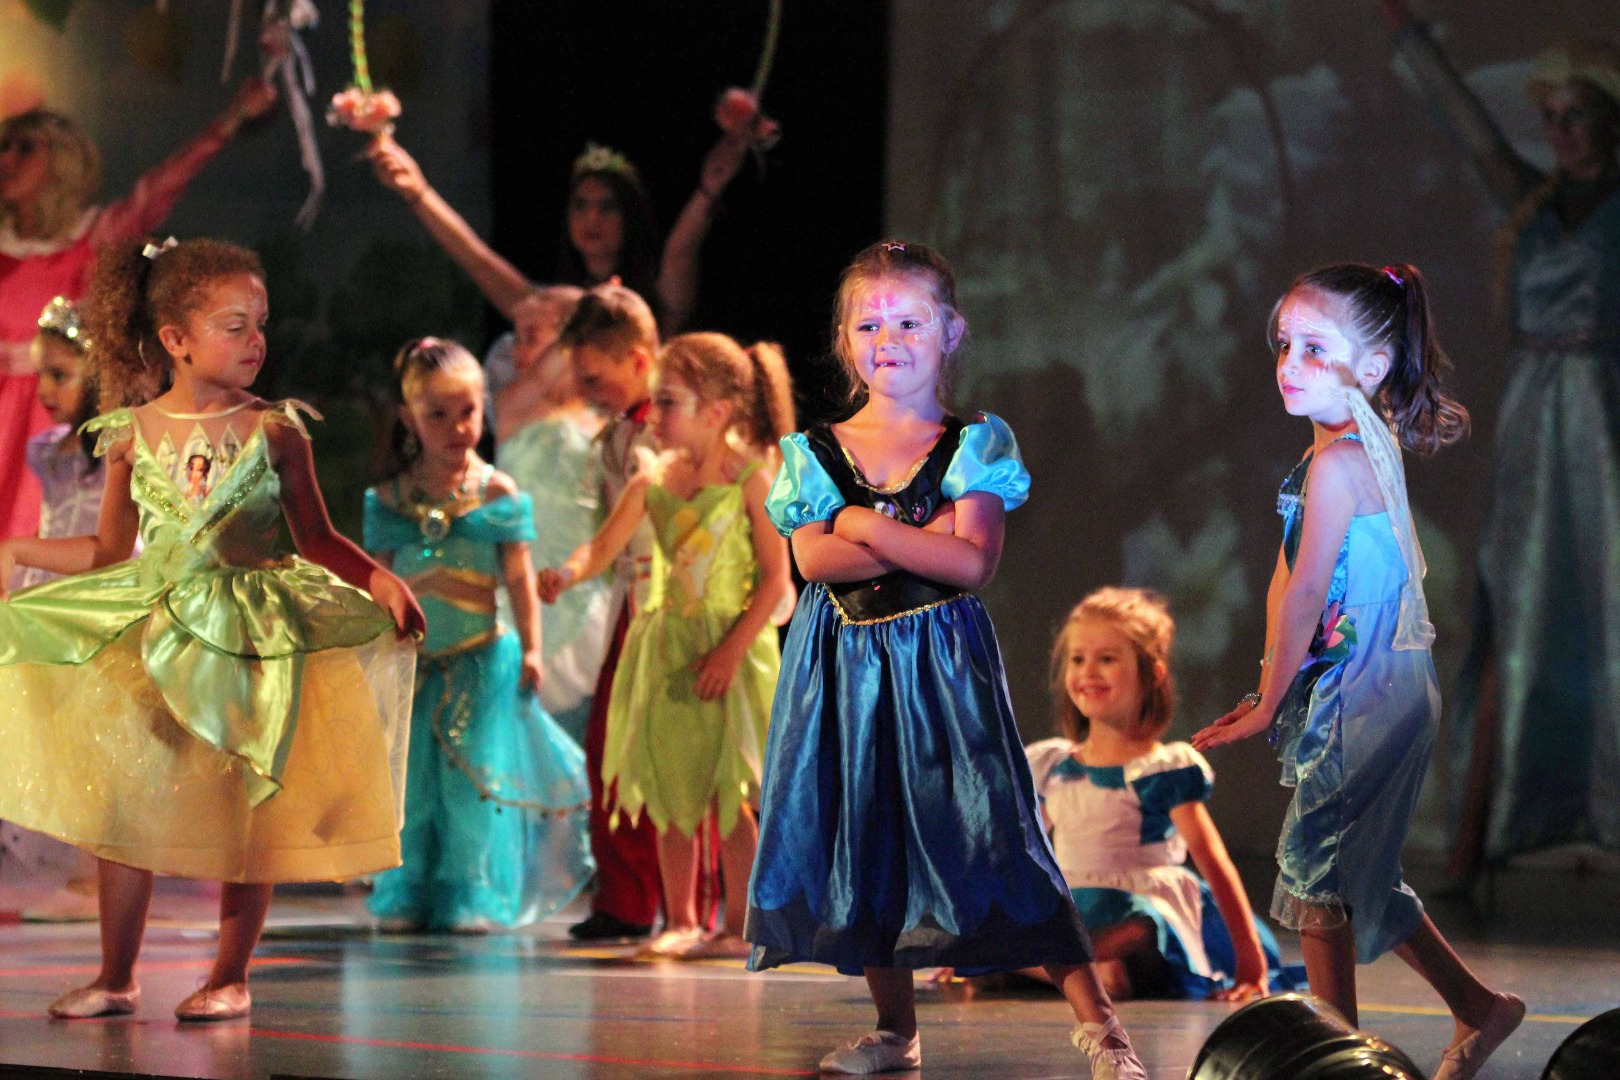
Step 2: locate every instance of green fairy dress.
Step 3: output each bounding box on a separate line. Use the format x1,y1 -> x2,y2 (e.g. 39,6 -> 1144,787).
0,400 -> 413,883
601,461 -> 779,838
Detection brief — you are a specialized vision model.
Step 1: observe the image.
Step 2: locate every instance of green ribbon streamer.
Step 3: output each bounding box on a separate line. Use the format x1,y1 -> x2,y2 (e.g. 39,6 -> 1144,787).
750,0 -> 784,100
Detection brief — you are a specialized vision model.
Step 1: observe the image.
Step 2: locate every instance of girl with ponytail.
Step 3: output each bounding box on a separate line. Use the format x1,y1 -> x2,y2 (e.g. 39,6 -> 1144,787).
540,331 -> 795,959
1193,263 -> 1520,1080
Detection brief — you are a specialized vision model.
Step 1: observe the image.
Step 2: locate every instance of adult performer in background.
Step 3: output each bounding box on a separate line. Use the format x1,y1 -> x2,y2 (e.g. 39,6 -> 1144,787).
1379,1 -> 1620,879
0,77 -> 278,539
366,117 -> 763,341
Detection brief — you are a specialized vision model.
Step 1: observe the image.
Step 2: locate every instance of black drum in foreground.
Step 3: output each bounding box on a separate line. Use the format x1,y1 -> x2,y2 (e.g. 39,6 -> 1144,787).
1189,993 -> 1426,1080
1542,1007 -> 1620,1080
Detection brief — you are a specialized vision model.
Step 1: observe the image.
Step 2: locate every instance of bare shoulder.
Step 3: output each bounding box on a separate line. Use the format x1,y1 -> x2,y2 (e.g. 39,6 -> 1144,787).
485,467 -> 519,500
1307,437 -> 1382,512
740,459 -> 775,500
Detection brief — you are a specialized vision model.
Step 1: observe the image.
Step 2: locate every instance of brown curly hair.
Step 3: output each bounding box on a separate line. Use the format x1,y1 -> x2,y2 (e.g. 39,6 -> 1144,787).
1050,587 -> 1177,744
655,333 -> 795,451
81,238 -> 264,411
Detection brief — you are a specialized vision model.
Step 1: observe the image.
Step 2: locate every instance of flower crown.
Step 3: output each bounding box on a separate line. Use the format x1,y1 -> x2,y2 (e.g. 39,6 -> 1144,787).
37,295 -> 90,352
572,142 -> 640,183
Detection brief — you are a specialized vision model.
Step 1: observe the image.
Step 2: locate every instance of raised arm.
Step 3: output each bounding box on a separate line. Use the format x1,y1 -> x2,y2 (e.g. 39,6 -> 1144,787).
0,441 -> 139,597
367,136 -> 533,319
1173,800 -> 1269,1001
87,78 -> 279,247
539,474 -> 650,601
657,131 -> 750,333
1379,0 -> 1543,210
272,423 -> 424,638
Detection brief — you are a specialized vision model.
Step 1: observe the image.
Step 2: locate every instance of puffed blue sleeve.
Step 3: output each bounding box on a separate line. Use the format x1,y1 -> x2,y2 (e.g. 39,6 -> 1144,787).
362,487 -> 418,555
941,412 -> 1031,511
765,433 -> 846,537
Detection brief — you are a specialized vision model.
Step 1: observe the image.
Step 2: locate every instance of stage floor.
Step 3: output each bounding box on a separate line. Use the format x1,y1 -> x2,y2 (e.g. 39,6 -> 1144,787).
0,868 -> 1614,1080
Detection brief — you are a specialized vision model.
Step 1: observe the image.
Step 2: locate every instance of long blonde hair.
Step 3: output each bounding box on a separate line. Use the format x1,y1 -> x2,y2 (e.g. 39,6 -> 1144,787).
0,110 -> 100,241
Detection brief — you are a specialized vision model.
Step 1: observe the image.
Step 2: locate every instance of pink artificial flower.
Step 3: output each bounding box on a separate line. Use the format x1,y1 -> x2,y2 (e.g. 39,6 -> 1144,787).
713,87 -> 781,147
328,87 -> 401,135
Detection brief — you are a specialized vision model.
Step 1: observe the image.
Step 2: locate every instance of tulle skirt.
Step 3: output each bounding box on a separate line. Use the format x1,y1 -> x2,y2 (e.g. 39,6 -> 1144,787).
0,623 -> 413,882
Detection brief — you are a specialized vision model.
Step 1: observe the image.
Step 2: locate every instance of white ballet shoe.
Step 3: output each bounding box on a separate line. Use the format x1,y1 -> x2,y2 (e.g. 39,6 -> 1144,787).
818,1029 -> 921,1074
1432,993 -> 1525,1080
1071,1015 -> 1149,1080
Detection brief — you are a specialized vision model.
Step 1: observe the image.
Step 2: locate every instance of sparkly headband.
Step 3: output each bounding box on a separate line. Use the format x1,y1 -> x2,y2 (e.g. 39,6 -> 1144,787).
571,142 -> 639,183
1381,265 -> 1404,286
882,241 -> 907,253
37,295 -> 90,351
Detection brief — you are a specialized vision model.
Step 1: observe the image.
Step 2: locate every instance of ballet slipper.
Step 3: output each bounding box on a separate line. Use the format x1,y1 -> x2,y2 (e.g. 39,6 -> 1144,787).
679,932 -> 753,960
1432,993 -> 1525,1080
632,927 -> 707,960
47,984 -> 140,1019
174,982 -> 251,1022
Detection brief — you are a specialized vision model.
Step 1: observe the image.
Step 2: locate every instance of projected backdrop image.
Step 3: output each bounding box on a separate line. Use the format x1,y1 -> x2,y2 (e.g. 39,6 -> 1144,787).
888,0 -> 1610,854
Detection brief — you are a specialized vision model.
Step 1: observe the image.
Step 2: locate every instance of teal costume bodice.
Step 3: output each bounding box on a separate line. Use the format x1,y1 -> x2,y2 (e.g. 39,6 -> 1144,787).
363,477 -> 535,656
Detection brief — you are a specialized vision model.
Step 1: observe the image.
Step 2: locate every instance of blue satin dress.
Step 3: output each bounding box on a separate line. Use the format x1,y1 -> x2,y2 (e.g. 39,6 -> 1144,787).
364,475 -> 593,929
745,414 -> 1091,975
1269,435 -> 1437,963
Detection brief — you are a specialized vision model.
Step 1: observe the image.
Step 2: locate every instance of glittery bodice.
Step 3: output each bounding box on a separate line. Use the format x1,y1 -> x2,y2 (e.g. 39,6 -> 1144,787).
642,467 -> 761,619
85,403 -> 309,584
363,482 -> 535,656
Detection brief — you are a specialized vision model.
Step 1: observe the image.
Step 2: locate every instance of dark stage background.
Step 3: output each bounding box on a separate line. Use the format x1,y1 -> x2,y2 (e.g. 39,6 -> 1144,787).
888,0 -> 1616,856
488,0 -> 888,427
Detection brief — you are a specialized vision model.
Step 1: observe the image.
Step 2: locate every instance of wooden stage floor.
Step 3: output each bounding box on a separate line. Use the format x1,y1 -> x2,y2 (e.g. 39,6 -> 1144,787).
0,867 -> 1615,1079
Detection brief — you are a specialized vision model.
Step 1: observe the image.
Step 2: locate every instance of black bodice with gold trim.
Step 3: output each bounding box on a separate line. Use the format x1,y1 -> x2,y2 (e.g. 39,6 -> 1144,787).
803,418 -> 966,624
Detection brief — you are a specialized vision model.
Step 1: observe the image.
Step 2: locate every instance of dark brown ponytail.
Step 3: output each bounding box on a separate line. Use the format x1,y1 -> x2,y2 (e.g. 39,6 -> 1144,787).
1272,262 -> 1470,457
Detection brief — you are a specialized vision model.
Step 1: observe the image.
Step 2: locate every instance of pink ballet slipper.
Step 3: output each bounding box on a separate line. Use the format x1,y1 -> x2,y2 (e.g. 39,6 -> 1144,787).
174,982 -> 250,1022
47,985 -> 140,1019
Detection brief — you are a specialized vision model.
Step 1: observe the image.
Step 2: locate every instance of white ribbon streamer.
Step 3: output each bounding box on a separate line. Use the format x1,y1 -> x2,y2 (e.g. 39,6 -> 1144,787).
1337,386 -> 1434,651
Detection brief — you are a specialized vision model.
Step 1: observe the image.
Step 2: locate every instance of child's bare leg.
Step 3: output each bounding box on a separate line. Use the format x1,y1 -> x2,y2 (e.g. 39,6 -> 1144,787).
1299,921 -> 1358,1027
208,883 -> 274,989
655,826 -> 700,933
1392,915 -> 1501,1041
716,806 -> 758,936
1044,962 -> 1117,1026
95,858 -> 154,991
864,966 -> 918,1038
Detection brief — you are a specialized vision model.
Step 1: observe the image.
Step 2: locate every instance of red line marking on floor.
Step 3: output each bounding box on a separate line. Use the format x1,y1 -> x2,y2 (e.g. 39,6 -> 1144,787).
250,1027 -> 817,1076
0,957 -> 314,978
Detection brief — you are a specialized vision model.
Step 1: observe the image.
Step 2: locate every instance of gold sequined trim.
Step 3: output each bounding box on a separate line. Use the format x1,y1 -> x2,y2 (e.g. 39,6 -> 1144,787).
826,584 -> 966,626
423,636 -> 591,817
190,455 -> 268,543
417,626 -> 502,662
839,442 -> 935,495
134,470 -> 190,522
